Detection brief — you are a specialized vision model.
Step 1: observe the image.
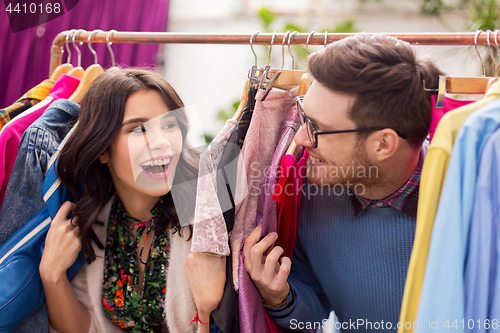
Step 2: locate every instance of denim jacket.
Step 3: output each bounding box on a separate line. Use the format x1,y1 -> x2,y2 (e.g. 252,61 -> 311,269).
0,99 -> 79,333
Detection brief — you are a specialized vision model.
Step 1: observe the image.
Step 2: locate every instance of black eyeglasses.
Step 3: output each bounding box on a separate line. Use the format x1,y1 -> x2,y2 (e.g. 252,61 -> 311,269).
296,96 -> 407,148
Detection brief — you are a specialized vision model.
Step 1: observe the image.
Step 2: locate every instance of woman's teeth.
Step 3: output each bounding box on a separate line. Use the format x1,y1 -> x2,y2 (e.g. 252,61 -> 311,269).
142,158 -> 171,174
142,157 -> 171,168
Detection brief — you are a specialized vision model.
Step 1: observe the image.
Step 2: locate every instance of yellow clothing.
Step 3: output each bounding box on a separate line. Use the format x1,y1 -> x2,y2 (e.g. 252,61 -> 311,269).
398,82 -> 500,333
0,80 -> 54,130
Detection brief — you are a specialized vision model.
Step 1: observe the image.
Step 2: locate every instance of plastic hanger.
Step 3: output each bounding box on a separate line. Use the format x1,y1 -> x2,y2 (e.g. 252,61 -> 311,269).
69,30 -> 104,104
49,29 -> 75,81
67,30 -> 85,79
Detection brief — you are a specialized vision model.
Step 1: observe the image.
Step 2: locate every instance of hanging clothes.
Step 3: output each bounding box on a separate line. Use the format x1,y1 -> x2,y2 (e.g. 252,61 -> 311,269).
429,95 -> 474,142
0,79 -> 54,130
238,102 -> 299,333
210,84 -> 257,333
216,86 -> 257,237
465,128 -> 500,333
416,97 -> 500,331
233,88 -> 297,333
232,87 -> 297,289
0,74 -> 80,212
0,99 -> 80,246
256,105 -> 300,237
191,118 -> 237,256
399,81 -> 500,333
271,149 -> 309,259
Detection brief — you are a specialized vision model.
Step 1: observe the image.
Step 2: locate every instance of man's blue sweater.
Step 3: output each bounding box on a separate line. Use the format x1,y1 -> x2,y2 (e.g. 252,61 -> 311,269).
268,181 -> 416,332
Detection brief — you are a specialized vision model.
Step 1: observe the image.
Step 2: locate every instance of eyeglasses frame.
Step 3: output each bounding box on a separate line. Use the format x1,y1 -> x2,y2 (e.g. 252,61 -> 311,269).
296,96 -> 407,148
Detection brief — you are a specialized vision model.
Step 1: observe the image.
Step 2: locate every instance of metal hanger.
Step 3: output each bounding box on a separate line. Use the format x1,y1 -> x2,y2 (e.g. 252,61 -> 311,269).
107,29 -> 118,69
67,29 -> 85,78
49,29 -> 75,81
69,29 -> 105,104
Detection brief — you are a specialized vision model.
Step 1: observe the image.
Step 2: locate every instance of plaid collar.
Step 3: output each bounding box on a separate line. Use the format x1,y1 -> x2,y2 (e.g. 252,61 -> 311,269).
350,140 -> 427,218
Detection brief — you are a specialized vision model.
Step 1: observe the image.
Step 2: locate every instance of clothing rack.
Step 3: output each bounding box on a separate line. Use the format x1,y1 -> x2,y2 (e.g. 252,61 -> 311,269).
50,30 -> 497,76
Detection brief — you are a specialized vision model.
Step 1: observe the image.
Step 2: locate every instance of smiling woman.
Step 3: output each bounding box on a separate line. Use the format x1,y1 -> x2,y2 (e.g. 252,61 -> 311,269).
38,68 -> 225,333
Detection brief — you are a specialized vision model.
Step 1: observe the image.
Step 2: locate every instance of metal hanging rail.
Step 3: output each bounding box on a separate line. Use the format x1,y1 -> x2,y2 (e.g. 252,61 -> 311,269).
50,30 -> 497,76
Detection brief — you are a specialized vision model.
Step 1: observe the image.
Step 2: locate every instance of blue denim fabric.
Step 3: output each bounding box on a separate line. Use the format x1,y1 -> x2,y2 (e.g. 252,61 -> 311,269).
0,99 -> 79,333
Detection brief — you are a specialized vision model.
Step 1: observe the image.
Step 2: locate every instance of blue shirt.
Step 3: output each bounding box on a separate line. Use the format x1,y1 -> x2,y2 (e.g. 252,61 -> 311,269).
465,128 -> 500,332
417,98 -> 500,331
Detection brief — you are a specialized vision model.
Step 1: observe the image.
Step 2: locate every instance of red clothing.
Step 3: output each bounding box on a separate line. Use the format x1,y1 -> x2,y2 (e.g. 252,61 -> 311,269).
0,74 -> 80,210
272,149 -> 309,259
430,95 -> 474,142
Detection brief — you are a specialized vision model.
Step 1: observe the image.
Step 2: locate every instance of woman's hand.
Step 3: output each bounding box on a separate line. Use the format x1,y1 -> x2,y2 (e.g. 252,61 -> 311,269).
184,252 -> 226,324
40,201 -> 82,283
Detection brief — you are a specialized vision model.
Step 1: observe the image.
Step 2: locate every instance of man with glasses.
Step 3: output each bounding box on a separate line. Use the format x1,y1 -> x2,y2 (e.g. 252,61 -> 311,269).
243,33 -> 443,331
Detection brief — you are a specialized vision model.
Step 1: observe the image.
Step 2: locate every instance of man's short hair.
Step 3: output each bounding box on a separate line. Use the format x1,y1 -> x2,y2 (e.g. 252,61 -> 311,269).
307,33 -> 443,147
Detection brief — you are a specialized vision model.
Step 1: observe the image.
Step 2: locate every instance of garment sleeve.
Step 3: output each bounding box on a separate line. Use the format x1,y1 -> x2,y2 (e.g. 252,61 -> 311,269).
266,231 -> 330,329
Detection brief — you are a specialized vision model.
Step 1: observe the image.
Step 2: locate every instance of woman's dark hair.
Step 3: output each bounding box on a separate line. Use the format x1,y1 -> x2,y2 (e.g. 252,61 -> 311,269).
57,68 -> 199,263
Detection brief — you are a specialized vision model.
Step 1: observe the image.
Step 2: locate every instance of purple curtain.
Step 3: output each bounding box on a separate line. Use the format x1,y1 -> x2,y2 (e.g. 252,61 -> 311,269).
0,0 -> 169,108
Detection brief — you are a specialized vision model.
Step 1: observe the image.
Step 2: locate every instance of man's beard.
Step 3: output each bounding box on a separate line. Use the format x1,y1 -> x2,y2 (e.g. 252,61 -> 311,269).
306,145 -> 380,195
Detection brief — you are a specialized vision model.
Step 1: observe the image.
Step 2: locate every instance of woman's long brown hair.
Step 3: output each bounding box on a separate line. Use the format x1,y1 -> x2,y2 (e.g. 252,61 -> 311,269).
57,68 -> 199,263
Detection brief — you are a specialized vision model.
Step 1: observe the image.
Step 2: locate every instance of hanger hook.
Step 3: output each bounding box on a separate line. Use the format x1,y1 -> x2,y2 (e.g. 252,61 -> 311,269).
306,31 -> 315,57
250,31 -> 260,67
324,31 -> 328,48
72,29 -> 84,68
288,31 -> 298,69
281,31 -> 290,69
267,31 -> 276,66
107,30 -> 117,67
65,29 -> 76,64
475,30 -> 485,77
88,29 -> 102,65
486,30 -> 497,77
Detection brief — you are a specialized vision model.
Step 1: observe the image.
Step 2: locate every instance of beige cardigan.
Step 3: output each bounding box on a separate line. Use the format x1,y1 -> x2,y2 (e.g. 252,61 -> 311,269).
51,197 -> 200,333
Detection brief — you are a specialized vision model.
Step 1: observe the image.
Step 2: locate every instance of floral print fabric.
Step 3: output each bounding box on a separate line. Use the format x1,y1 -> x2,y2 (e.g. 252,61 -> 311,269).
102,196 -> 170,333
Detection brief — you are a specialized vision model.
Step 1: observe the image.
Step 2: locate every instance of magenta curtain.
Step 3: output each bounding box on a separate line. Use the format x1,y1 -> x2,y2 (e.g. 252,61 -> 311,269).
0,0 -> 169,108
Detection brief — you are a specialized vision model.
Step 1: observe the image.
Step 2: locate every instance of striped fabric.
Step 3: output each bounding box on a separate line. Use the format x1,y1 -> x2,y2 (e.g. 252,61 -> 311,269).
0,80 -> 54,129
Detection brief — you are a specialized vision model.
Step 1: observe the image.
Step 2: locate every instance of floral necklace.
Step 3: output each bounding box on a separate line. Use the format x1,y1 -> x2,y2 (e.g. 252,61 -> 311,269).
102,196 -> 170,333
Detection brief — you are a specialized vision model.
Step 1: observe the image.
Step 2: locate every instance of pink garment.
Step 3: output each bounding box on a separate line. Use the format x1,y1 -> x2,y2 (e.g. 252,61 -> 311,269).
429,95 -> 474,142
272,149 -> 309,259
232,88 -> 296,333
191,118 -> 237,256
0,74 -> 80,210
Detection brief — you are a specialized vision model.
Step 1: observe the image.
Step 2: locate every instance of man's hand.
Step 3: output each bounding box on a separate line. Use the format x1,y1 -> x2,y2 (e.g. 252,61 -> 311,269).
184,252 -> 226,323
243,225 -> 291,306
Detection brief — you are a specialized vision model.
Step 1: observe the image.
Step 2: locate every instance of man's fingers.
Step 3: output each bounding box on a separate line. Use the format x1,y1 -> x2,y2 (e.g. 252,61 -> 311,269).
275,256 -> 292,286
243,225 -> 262,272
261,246 -> 284,284
249,232 -> 278,280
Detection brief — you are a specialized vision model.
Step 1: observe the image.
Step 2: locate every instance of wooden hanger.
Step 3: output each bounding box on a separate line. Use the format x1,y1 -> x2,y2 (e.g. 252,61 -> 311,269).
49,64 -> 72,82
260,32 -> 306,100
286,73 -> 313,157
232,79 -> 249,121
433,30 -> 500,106
69,30 -> 104,104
